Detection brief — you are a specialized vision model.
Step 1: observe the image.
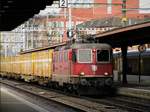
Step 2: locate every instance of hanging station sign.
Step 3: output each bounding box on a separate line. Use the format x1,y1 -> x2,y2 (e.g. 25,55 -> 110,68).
59,0 -> 68,8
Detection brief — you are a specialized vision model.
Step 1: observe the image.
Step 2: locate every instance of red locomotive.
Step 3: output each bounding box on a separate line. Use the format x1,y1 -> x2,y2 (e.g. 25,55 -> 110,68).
52,43 -> 113,94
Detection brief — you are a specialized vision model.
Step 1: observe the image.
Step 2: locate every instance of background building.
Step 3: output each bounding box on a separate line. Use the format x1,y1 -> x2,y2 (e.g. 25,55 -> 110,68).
0,32 -> 24,56
1,0 -> 149,54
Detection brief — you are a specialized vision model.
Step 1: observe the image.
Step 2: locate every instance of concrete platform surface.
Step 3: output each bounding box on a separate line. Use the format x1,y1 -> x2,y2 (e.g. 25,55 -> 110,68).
0,85 -> 79,112
1,87 -> 42,112
118,86 -> 150,100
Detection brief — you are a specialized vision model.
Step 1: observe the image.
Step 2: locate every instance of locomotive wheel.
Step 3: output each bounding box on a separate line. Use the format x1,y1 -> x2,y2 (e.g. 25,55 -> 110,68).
72,85 -> 87,96
73,85 -> 109,96
63,83 -> 74,93
72,85 -> 79,95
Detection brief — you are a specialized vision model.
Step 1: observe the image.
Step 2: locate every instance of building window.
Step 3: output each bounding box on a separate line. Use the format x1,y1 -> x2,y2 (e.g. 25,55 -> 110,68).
107,0 -> 112,14
139,0 -> 150,13
66,21 -> 74,28
69,0 -> 94,8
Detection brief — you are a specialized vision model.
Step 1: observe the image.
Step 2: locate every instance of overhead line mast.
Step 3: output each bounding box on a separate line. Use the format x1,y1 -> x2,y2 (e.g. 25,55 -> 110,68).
122,0 -> 127,26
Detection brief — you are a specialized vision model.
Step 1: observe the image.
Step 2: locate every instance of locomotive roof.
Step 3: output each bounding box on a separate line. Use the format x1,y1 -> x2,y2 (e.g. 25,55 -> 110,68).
71,43 -> 111,49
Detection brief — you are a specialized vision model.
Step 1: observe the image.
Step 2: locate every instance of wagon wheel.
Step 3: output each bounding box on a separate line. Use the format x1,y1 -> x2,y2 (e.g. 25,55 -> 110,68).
63,86 -> 68,93
73,85 -> 82,96
63,83 -> 68,93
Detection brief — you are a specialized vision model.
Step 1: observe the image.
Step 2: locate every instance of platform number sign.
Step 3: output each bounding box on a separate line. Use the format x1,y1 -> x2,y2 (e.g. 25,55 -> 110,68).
138,44 -> 146,84
59,0 -> 68,8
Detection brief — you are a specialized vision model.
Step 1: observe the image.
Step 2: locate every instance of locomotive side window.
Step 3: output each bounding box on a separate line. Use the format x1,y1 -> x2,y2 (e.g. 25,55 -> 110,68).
78,49 -> 92,63
59,52 -> 62,62
64,51 -> 68,61
55,53 -> 57,62
56,52 -> 59,62
72,49 -> 76,62
53,53 -> 56,62
97,50 -> 110,62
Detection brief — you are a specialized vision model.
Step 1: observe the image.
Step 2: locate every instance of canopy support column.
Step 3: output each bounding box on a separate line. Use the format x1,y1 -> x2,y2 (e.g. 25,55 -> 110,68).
121,45 -> 128,84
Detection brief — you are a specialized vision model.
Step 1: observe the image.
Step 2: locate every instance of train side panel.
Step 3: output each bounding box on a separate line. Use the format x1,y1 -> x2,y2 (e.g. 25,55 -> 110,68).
21,54 -> 25,75
21,53 -> 32,75
32,52 -> 36,76
40,50 -> 48,77
33,49 -> 53,78
52,49 -> 72,85
48,50 -> 53,78
0,56 -> 5,72
13,56 -> 20,74
27,53 -> 32,75
33,52 -> 38,76
47,49 -> 53,78
34,51 -> 42,76
28,53 -> 32,75
8,56 -> 12,73
20,55 -> 24,75
42,51 -> 47,77
4,57 -> 8,73
12,56 -> 15,73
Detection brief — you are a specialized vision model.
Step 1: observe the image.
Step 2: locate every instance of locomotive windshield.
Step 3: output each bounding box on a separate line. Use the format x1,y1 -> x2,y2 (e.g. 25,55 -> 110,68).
97,50 -> 110,62
78,49 -> 92,63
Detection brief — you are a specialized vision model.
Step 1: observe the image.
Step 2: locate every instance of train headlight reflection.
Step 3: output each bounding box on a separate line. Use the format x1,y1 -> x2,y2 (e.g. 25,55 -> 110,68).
80,72 -> 85,76
104,72 -> 109,76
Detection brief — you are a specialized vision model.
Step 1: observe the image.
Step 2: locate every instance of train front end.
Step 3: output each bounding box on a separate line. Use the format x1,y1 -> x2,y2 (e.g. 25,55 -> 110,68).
71,43 -> 113,88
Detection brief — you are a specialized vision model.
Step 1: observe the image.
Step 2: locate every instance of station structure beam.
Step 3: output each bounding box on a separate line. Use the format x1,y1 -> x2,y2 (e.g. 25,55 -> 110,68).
121,45 -> 127,84
0,0 -> 56,31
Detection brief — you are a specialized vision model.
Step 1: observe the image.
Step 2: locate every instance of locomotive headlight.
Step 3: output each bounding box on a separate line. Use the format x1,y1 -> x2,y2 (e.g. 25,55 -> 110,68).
80,72 -> 85,76
104,72 -> 109,76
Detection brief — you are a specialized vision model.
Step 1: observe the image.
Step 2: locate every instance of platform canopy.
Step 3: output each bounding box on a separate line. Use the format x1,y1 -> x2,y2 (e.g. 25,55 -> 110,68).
94,21 -> 150,47
0,0 -> 57,31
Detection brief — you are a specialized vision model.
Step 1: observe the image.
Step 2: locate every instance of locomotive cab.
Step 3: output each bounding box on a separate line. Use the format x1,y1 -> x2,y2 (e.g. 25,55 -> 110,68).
70,43 -> 113,87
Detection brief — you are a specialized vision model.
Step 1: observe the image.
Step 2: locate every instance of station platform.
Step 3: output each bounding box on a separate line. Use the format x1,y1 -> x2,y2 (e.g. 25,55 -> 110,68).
1,87 -> 40,112
113,72 -> 150,99
0,81 -> 79,112
116,83 -> 150,100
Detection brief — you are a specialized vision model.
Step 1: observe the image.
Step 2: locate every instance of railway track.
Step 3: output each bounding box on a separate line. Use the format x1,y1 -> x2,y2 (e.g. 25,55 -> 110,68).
1,78 -> 150,112
110,96 -> 150,112
84,95 -> 150,112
